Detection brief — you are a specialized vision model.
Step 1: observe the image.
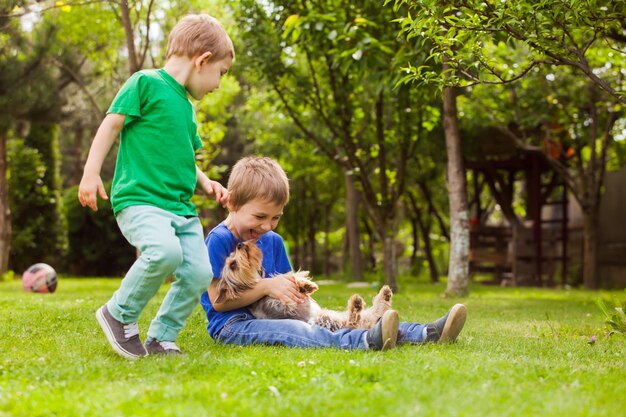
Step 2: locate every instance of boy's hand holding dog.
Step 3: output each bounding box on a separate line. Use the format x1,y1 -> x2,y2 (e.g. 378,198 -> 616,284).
262,274 -> 306,305
209,272 -> 304,312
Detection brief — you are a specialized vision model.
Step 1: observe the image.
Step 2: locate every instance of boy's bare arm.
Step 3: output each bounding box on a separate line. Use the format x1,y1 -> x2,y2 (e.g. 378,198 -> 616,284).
196,166 -> 228,205
208,275 -> 305,312
78,113 -> 126,211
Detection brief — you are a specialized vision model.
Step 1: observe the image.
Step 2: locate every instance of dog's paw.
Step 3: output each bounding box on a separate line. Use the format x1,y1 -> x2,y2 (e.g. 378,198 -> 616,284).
347,295 -> 364,328
348,294 -> 365,312
379,285 -> 393,302
293,271 -> 318,294
298,279 -> 319,295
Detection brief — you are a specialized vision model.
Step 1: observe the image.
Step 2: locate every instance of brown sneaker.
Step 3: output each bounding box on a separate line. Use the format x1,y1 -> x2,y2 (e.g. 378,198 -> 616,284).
144,339 -> 183,355
366,309 -> 400,351
425,304 -> 467,343
96,305 -> 147,359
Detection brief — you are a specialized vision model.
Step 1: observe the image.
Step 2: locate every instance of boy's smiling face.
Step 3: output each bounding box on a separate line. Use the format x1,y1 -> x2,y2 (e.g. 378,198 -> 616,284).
226,198 -> 284,241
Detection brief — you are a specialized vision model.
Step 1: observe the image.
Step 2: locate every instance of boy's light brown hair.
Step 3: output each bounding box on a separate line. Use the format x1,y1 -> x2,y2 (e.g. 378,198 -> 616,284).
227,156 -> 290,209
166,14 -> 234,61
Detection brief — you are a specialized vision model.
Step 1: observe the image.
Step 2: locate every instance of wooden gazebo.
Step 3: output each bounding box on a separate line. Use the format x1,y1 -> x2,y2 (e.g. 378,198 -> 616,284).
464,131 -> 570,286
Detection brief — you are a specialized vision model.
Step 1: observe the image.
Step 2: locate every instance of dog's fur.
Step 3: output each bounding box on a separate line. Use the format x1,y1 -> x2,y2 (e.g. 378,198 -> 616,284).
215,240 -> 393,331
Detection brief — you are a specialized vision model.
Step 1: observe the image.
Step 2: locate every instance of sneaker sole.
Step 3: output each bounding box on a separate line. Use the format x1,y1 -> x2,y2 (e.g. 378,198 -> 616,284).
380,309 -> 400,351
96,307 -> 145,360
439,304 -> 467,343
145,341 -> 183,356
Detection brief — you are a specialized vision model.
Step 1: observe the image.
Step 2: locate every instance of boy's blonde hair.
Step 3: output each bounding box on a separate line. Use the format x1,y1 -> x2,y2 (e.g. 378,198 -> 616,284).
228,156 -> 290,209
166,14 -> 234,61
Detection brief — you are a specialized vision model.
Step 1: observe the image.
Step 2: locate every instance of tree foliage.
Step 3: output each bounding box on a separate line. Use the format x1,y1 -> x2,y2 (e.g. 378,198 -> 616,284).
393,0 -> 626,102
393,0 -> 626,289
233,0 -> 442,289
4,0 -> 623,289
63,183 -> 135,276
1,2 -> 70,274
8,133 -> 67,272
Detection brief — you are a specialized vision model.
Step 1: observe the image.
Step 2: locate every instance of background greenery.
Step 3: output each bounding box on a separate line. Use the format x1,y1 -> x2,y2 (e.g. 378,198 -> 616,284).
3,2 -> 624,415
2,3 -> 625,415
0,277 -> 624,417
3,1 -> 625,290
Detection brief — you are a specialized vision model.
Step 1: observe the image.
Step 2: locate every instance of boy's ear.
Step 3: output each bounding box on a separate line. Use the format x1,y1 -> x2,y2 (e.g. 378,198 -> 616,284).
195,51 -> 213,67
225,199 -> 237,212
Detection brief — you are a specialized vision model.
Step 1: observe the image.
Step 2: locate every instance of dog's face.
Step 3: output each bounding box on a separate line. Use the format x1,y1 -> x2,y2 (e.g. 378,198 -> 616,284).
216,241 -> 264,303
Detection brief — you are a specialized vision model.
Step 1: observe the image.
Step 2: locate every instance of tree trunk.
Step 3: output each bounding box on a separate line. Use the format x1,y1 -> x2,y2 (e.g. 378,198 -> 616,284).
407,191 -> 440,282
418,181 -> 450,241
307,209 -> 317,274
293,233 -> 301,269
362,217 -> 377,270
378,216 -> 398,292
442,74 -> 470,297
344,172 -> 363,281
71,123 -> 85,186
0,134 -> 11,274
408,211 -> 420,270
305,209 -> 318,275
582,207 -> 600,289
415,204 -> 440,283
119,0 -> 140,75
323,202 -> 332,276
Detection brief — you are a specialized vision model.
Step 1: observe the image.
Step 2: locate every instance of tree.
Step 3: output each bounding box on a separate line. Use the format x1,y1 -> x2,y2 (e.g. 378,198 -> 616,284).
234,0 -> 439,290
234,84 -> 345,275
393,0 -> 626,288
0,0 -> 203,275
460,63 -> 623,288
0,2 -> 63,274
441,55 -> 470,296
394,0 -> 625,101
393,2 -> 472,295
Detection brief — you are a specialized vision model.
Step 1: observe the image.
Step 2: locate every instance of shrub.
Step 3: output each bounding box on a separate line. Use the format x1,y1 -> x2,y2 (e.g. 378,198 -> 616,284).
63,183 -> 135,276
7,135 -> 67,272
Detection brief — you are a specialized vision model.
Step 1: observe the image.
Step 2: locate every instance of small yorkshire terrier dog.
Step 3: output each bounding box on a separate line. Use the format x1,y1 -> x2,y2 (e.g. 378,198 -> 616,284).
216,241 -> 393,331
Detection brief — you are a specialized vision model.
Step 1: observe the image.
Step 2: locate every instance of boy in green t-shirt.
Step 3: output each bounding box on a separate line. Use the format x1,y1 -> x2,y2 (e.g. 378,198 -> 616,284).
78,14 -> 234,359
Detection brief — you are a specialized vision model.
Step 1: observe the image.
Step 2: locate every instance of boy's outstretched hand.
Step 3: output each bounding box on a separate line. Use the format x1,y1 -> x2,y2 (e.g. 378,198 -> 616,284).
204,179 -> 229,205
78,174 -> 109,212
196,166 -> 228,206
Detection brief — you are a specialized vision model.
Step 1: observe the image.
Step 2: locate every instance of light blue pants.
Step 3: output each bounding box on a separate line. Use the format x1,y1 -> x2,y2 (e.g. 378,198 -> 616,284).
216,313 -> 428,349
107,205 -> 212,342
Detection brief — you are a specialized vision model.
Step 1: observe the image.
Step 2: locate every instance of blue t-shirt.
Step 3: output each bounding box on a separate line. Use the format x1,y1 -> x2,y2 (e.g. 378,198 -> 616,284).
200,222 -> 292,339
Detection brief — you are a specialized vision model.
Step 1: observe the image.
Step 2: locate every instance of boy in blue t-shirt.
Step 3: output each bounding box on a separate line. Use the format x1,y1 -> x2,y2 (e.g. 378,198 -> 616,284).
201,156 -> 467,350
79,14 -> 233,359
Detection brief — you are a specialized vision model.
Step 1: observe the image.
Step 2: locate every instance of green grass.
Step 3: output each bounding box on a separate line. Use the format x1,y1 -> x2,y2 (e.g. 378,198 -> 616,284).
1,277 -> 624,417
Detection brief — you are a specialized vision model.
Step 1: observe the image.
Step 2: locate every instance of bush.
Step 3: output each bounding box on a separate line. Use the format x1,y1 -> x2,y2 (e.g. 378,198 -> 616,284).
7,136 -> 67,272
63,183 -> 135,276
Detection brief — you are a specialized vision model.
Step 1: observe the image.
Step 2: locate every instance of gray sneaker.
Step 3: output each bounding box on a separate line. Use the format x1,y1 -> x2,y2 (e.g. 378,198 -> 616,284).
425,304 -> 467,343
145,339 -> 182,355
366,309 -> 400,351
96,305 -> 147,359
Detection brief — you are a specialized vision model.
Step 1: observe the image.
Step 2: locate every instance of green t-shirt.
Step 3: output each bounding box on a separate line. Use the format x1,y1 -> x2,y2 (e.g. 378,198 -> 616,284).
108,69 -> 203,216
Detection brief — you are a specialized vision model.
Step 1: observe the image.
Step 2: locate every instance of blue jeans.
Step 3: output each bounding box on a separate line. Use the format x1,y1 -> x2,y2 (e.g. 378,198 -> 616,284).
215,313 -> 428,350
107,205 -> 213,341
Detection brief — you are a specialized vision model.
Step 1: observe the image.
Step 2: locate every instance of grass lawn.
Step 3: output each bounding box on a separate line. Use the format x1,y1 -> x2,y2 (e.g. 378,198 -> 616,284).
1,276 -> 624,417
